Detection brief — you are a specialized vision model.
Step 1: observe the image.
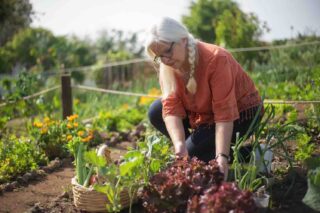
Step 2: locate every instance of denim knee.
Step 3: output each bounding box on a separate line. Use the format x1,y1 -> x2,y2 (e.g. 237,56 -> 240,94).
148,99 -> 163,126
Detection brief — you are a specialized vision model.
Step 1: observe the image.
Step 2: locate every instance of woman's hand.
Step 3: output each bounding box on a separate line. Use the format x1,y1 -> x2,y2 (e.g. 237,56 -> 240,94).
174,140 -> 188,157
216,155 -> 229,181
215,121 -> 233,181
163,115 -> 188,158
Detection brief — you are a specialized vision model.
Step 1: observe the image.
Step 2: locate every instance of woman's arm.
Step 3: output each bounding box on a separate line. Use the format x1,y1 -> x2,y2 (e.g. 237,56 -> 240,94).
164,115 -> 188,157
215,121 -> 233,180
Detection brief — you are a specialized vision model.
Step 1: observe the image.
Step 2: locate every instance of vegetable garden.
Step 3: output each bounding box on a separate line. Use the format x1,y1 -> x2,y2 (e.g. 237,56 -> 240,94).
1,37 -> 320,213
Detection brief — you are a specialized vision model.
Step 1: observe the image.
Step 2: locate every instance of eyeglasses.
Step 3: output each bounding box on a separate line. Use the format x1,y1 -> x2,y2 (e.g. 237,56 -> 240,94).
153,42 -> 175,64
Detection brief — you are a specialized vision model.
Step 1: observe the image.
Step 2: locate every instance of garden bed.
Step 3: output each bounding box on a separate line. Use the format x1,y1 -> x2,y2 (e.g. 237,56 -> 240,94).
0,139 -> 318,213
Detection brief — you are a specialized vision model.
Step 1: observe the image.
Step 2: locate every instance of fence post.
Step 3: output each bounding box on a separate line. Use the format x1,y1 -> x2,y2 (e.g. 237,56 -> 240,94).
60,65 -> 73,119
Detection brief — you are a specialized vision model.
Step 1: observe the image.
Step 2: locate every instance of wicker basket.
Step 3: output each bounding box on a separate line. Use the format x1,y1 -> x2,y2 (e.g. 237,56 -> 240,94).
71,177 -> 134,212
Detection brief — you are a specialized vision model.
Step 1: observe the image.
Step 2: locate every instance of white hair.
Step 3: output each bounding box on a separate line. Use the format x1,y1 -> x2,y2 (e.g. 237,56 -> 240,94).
145,17 -> 198,98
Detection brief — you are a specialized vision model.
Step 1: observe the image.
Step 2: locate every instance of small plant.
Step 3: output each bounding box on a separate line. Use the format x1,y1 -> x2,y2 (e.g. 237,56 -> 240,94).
232,103 -> 302,203
141,156 -> 257,213
0,135 -> 47,183
294,133 -> 314,163
30,114 -> 97,160
77,134 -> 173,213
93,105 -> 145,132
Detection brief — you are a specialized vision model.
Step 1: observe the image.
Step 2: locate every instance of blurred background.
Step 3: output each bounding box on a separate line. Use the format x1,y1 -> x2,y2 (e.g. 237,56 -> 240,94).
0,0 -> 319,123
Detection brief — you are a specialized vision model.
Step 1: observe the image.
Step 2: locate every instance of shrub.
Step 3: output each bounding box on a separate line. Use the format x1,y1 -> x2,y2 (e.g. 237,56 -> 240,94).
0,135 -> 47,183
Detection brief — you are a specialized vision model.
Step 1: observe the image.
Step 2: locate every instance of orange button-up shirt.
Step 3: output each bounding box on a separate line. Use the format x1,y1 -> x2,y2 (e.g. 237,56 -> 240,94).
161,41 -> 262,128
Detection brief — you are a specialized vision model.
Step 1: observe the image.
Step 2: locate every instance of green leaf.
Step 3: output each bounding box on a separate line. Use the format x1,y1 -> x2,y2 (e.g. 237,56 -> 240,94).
150,159 -> 161,173
84,150 -> 106,167
119,156 -> 143,176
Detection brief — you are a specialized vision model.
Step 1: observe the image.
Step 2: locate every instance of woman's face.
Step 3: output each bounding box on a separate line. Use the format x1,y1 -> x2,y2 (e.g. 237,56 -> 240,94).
150,38 -> 187,69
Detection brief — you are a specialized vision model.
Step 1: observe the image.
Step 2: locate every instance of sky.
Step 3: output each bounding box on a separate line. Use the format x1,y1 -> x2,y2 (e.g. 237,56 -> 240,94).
30,0 -> 320,42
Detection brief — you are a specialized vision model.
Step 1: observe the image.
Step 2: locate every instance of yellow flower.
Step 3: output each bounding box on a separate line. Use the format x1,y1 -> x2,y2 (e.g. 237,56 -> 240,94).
77,131 -> 85,137
44,117 -> 50,123
67,135 -> 73,141
67,123 -> 73,129
81,137 -> 90,142
33,121 -> 43,128
41,127 -> 48,134
139,87 -> 161,106
67,114 -> 79,122
73,122 -> 79,128
139,96 -> 151,105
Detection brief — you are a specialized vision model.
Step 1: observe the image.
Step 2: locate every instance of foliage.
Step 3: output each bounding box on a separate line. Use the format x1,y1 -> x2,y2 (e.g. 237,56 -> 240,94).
141,157 -> 224,212
0,0 -> 33,46
232,105 -> 302,192
294,133 -> 314,163
0,71 -> 46,132
182,0 -> 268,69
93,104 -> 146,132
0,27 -> 95,79
68,136 -> 94,186
252,36 -> 320,85
0,135 -> 47,183
189,182 -> 256,213
141,156 -> 257,213
1,72 -> 40,100
92,134 -> 173,212
183,0 -> 235,43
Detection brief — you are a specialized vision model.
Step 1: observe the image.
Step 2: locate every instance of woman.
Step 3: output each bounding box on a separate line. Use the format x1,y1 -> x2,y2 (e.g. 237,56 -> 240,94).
145,17 -> 263,180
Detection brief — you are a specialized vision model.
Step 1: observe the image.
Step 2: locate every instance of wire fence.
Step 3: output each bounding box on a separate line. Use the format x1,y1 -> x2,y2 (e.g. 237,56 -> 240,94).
1,40 -> 319,112
1,84 -> 319,109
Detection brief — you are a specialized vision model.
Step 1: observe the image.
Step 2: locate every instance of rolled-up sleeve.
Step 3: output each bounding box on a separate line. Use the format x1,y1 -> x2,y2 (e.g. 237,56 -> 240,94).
161,93 -> 186,118
209,56 -> 239,122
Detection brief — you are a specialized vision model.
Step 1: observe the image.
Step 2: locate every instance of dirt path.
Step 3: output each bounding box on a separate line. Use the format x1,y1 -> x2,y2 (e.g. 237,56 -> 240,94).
0,145 -> 130,213
0,160 -> 74,213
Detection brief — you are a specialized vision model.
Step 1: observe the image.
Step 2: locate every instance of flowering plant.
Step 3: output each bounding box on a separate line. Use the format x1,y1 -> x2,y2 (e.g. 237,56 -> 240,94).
30,114 -> 94,161
30,116 -> 68,159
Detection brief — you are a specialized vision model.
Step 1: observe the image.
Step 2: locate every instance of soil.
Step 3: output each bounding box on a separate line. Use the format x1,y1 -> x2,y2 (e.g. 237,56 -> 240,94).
0,139 -> 319,213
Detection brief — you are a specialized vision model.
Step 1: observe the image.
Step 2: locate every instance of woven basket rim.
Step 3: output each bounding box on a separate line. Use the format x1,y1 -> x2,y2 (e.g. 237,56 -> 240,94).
71,176 -> 136,212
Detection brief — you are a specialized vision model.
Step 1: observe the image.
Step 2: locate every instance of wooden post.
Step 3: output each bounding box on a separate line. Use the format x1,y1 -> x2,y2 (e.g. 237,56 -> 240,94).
60,65 -> 73,119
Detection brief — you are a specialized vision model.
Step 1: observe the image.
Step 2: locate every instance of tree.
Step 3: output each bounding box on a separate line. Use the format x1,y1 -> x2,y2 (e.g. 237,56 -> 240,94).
182,0 -> 268,70
0,27 -> 96,84
0,0 -> 33,46
182,0 -> 237,43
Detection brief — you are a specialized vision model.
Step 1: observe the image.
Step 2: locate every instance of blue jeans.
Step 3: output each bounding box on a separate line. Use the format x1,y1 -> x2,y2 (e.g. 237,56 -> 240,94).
148,99 -> 260,163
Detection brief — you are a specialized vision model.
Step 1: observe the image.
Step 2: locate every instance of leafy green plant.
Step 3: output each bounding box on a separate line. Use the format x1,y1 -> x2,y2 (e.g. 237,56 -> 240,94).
232,104 -> 301,192
93,105 -> 145,132
0,135 -> 47,183
92,134 -> 173,213
294,133 -> 314,163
